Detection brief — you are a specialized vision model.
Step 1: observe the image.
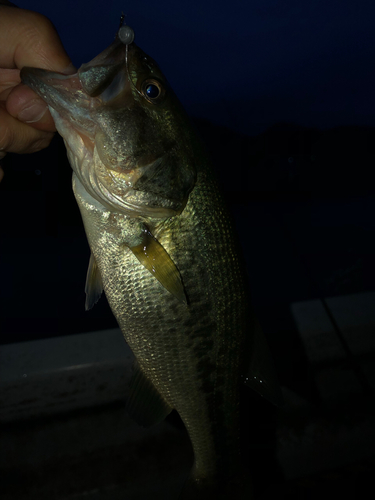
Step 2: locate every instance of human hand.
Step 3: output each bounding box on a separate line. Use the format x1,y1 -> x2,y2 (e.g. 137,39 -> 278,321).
0,3 -> 75,181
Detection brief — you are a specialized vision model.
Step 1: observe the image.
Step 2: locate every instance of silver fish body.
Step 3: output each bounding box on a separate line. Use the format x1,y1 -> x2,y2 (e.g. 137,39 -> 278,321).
21,26 -> 279,498
73,165 -> 249,496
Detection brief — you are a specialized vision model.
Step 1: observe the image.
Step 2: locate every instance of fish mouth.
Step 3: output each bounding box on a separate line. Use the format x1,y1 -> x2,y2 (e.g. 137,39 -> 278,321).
21,65 -> 173,217
20,36 -> 129,136
20,33 -> 134,128
20,32 -> 134,158
21,35 -> 195,219
21,68 -> 84,105
21,67 -> 97,138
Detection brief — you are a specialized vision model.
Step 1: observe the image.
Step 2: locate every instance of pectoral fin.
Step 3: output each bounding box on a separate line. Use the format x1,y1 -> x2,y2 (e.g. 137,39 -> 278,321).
127,362 -> 173,427
130,229 -> 186,304
85,253 -> 104,311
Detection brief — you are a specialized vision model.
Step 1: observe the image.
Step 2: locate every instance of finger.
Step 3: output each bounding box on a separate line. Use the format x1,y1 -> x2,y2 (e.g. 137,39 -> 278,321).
0,68 -> 55,130
0,68 -> 20,100
0,7 -> 75,151
0,102 -> 54,154
0,6 -> 75,73
6,83 -> 56,131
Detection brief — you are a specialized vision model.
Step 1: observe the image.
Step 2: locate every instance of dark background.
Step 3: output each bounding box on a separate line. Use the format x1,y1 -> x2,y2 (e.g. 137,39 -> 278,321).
1,3 -> 375,499
1,0 -> 374,348
6,0 -> 375,135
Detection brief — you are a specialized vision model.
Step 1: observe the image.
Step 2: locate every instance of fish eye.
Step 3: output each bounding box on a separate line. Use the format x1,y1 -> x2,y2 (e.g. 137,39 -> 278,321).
141,79 -> 165,103
146,84 -> 159,98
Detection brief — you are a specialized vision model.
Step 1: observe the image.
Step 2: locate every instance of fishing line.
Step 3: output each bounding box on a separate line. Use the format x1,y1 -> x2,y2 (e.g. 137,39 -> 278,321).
118,25 -> 144,100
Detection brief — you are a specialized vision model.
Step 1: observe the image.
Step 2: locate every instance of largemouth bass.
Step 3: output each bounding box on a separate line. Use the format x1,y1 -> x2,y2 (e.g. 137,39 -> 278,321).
21,24 -> 280,499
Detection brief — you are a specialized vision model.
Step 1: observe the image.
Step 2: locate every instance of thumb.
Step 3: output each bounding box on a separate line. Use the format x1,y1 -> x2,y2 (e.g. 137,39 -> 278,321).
6,84 -> 55,131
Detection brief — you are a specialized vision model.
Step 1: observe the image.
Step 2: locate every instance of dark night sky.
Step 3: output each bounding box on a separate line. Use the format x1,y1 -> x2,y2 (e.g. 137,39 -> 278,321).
17,0 -> 375,135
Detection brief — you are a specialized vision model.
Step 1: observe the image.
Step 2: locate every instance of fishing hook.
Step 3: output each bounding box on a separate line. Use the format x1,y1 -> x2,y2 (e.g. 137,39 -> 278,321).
118,24 -> 145,100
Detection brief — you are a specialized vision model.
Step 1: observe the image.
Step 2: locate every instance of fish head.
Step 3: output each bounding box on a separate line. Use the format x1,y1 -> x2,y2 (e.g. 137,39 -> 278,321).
21,27 -> 197,218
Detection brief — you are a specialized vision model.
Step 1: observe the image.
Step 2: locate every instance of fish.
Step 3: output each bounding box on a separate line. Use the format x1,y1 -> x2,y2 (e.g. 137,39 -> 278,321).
21,23 -> 281,499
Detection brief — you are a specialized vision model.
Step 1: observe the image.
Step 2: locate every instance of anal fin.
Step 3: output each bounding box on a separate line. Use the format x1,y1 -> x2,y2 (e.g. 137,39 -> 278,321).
127,362 -> 173,427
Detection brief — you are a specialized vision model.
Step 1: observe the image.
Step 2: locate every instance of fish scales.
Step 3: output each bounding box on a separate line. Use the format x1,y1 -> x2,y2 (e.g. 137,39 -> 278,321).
73,160 -> 248,482
21,23 -> 279,498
